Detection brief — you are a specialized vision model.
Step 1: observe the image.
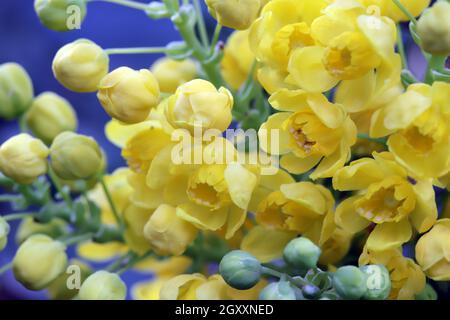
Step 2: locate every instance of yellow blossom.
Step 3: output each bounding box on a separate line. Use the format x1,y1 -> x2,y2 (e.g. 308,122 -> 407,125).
205,0 -> 263,30
360,0 -> 430,22
150,58 -> 197,94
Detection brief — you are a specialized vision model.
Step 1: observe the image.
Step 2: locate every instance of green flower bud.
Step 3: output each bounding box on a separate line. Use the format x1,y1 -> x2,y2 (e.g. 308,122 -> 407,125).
25,92 -> 77,145
302,284 -> 321,300
332,266 -> 367,300
53,39 -> 109,92
219,250 -> 262,290
78,270 -> 126,300
15,217 -> 67,245
34,0 -> 87,32
283,237 -> 321,270
259,281 -> 297,300
0,217 -> 10,251
0,63 -> 34,120
50,132 -> 102,180
415,284 -> 438,300
360,264 -> 391,300
0,133 -> 49,185
47,259 -> 92,300
13,234 -> 68,290
417,1 -> 450,55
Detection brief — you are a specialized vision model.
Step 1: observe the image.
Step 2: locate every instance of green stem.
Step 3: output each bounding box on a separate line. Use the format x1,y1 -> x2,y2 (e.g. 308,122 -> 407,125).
261,266 -> 308,287
193,0 -> 209,47
425,55 -> 447,84
357,133 -> 388,146
397,24 -> 408,69
0,262 -> 13,276
104,47 -> 167,55
99,176 -> 123,228
3,212 -> 35,221
392,0 -> 418,25
115,251 -> 153,275
210,24 -> 222,55
62,233 -> 93,246
90,0 -> 151,11
106,252 -> 134,272
0,194 -> 20,202
48,167 -> 72,207
19,115 -> 28,133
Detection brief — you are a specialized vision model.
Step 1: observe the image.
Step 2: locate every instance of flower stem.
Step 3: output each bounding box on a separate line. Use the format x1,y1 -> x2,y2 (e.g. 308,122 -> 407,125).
61,233 -> 94,246
115,251 -> 153,275
193,0 -> 209,47
0,262 -> 13,276
210,24 -> 222,55
104,47 -> 167,55
357,133 -> 388,146
99,176 -> 123,228
48,167 -> 72,207
392,0 -> 418,25
261,266 -> 308,288
3,212 -> 35,221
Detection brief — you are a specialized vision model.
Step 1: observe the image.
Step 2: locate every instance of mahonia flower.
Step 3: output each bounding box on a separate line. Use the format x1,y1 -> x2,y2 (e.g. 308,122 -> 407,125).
416,219 -> 450,281
359,0 -> 430,22
259,89 -> 357,179
205,0 -> 264,30
333,152 -> 437,251
150,58 -> 197,94
359,247 -> 426,300
417,1 -> 450,56
371,82 -> 450,181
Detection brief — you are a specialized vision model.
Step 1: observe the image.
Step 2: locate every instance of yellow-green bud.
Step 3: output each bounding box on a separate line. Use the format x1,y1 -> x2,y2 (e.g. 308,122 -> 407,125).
205,0 -> 262,30
259,281 -> 298,300
283,237 -> 321,270
78,270 -> 127,300
219,250 -> 262,290
97,67 -> 160,124
0,63 -> 34,120
0,217 -> 10,251
25,92 -> 78,144
47,259 -> 92,300
417,1 -> 450,55
150,58 -> 197,94
15,217 -> 67,245
332,266 -> 367,300
0,133 -> 49,184
34,0 -> 87,32
360,264 -> 391,300
53,39 -> 109,92
50,132 -> 102,180
13,234 -> 68,290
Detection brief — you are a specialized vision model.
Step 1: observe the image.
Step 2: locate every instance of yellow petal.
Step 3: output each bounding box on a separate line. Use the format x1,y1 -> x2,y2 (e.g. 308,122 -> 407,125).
310,144 -> 350,180
258,112 -> 291,155
306,93 -> 346,129
268,89 -> 308,112
224,205 -> 247,239
335,196 -> 371,234
366,219 -> 412,251
280,153 -> 322,175
76,242 -> 127,262
176,202 -> 227,231
105,119 -> 155,148
410,180 -> 437,233
332,158 -> 384,191
224,162 -> 258,210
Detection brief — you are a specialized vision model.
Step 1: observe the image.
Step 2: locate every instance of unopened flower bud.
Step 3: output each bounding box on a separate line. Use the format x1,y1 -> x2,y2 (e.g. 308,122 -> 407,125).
0,217 -> 10,251
283,237 -> 321,270
47,259 -> 92,300
78,270 -> 126,300
259,281 -> 297,300
205,0 -> 262,30
0,63 -> 34,120
166,79 -> 233,133
25,92 -> 77,144
97,67 -> 160,123
50,132 -> 102,180
15,217 -> 67,244
360,264 -> 391,300
0,134 -> 49,184
53,39 -> 109,92
34,0 -> 87,32
417,1 -> 450,55
415,283 -> 438,300
332,266 -> 367,300
13,234 -> 67,290
219,250 -> 261,290
150,58 -> 197,94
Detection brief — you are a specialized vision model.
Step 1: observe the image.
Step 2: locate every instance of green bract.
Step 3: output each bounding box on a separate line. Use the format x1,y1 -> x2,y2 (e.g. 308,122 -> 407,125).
34,0 -> 87,32
259,281 -> 298,300
0,63 -> 34,120
332,266 -> 367,300
283,237 -> 321,270
219,250 -> 261,290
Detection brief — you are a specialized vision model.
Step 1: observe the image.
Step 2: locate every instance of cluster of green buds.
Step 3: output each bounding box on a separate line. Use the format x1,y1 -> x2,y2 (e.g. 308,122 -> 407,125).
220,237 -> 392,300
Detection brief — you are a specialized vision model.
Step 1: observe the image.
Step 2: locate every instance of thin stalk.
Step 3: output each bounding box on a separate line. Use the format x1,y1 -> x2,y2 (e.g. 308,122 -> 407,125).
0,194 -> 20,202
357,133 -> 388,146
397,24 -> 408,69
210,24 -> 222,55
104,47 -> 167,55
115,251 -> 153,275
261,266 -> 308,287
3,212 -> 35,221
0,262 -> 13,276
48,167 -> 72,207
62,233 -> 93,246
99,177 -> 122,227
193,0 -> 209,47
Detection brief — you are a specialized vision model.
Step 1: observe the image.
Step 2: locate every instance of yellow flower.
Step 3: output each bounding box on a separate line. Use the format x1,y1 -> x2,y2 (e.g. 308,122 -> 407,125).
123,203 -> 153,255
78,271 -> 126,300
416,219 -> 450,281
360,0 -> 430,22
165,79 -> 233,133
205,0 -> 263,30
371,82 -> 450,181
143,204 -> 198,256
417,1 -> 450,55
97,67 -> 160,124
0,62 -> 34,120
259,89 -> 356,179
221,30 -> 255,90
50,132 -> 103,180
52,39 -> 109,92
25,92 -> 78,144
0,133 -> 49,184
150,58 -> 197,94
359,247 -> 426,300
333,152 -> 437,251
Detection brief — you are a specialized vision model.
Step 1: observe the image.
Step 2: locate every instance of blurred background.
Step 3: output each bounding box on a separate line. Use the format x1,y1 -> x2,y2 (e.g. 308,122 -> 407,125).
0,0 -> 439,299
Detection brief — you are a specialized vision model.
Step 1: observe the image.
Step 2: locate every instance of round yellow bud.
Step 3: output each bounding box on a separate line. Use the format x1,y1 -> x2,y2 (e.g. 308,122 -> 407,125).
416,219 -> 450,281
0,134 -> 49,184
0,217 -> 10,251
78,271 -> 127,300
150,58 -> 197,94
97,67 -> 160,123
25,92 -> 78,145
205,0 -> 262,30
34,0 -> 87,32
166,79 -> 233,133
143,204 -> 198,256
50,132 -> 102,180
0,63 -> 34,120
15,217 -> 67,245
47,259 -> 92,300
13,234 -> 67,290
53,39 -> 109,92
417,1 -> 450,55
